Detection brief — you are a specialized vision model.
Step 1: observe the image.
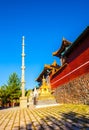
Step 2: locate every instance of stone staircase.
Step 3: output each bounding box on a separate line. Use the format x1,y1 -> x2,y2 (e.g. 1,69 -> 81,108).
37,99 -> 57,105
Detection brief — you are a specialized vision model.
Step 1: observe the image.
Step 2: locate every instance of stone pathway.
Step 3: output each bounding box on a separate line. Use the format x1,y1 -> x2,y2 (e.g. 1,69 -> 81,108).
0,104 -> 89,130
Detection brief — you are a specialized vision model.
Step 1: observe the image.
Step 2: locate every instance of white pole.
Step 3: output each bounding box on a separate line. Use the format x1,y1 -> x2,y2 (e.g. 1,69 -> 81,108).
21,36 -> 25,97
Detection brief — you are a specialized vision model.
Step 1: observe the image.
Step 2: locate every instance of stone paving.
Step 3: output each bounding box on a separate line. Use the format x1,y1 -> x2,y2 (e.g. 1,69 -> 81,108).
0,104 -> 89,130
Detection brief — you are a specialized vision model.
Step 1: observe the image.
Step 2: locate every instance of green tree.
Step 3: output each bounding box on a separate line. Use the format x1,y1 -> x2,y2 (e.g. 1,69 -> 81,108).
26,89 -> 32,97
0,85 -> 8,107
0,73 -> 21,107
7,73 -> 21,106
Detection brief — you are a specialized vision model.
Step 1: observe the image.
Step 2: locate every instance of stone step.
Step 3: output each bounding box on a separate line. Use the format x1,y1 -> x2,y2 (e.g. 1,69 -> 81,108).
37,99 -> 57,105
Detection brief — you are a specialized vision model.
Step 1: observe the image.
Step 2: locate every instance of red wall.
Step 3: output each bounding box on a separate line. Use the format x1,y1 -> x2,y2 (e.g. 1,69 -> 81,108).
50,37 -> 89,89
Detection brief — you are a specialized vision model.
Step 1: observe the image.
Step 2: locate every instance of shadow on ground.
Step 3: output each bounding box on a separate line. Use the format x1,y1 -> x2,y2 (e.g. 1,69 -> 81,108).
14,111 -> 89,130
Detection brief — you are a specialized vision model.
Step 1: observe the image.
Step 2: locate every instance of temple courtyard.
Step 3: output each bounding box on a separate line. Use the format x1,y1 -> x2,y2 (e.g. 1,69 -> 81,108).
0,104 -> 89,130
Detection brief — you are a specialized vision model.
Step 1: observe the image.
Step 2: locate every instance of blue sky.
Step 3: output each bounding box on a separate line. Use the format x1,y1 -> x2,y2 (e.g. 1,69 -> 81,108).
0,0 -> 89,89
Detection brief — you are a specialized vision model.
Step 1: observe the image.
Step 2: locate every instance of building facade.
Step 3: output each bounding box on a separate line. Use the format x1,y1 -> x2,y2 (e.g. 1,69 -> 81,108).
36,26 -> 89,104
51,26 -> 89,104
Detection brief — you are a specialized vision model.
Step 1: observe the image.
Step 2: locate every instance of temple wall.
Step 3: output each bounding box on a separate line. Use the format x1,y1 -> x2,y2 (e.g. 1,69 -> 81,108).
67,36 -> 89,64
54,73 -> 89,104
51,37 -> 89,89
50,28 -> 89,104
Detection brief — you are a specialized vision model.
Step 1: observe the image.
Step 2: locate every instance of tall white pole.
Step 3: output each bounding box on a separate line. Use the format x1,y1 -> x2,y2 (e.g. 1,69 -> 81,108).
21,36 -> 25,97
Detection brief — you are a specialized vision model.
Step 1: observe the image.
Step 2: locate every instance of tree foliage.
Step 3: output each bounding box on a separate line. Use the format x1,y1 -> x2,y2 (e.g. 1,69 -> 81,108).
0,73 -> 21,107
26,89 -> 32,97
7,73 -> 21,100
0,85 -> 8,107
